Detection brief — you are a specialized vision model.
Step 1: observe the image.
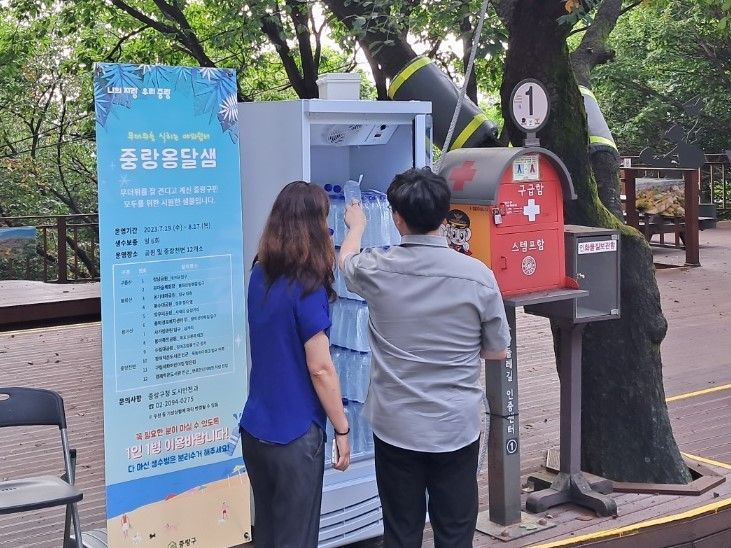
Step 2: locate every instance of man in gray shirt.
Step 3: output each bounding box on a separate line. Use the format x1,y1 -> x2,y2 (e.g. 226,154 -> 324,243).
339,168 -> 510,547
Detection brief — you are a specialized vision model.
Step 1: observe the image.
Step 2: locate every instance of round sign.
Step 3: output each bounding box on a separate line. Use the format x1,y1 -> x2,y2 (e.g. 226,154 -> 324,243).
510,79 -> 550,133
522,255 -> 537,276
506,438 -> 518,455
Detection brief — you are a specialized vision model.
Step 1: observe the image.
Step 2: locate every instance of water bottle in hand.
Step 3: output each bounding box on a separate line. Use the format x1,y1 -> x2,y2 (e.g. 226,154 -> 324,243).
344,178 -> 362,207
226,412 -> 242,456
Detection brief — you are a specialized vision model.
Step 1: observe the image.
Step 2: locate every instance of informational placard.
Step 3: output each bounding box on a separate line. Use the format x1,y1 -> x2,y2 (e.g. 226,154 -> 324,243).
512,155 -> 540,181
94,63 -> 250,547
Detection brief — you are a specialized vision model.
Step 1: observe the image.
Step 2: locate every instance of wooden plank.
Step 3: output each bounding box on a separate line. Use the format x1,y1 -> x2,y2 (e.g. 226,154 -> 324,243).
561,506 -> 731,548
0,280 -> 100,328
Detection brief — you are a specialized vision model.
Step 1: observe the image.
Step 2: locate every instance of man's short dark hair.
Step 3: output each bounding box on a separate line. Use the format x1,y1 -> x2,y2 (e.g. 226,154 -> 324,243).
386,168 -> 451,234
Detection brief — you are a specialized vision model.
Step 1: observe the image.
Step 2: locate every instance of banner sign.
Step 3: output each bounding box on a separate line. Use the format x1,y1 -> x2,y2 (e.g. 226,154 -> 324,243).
0,226 -> 36,264
94,63 -> 250,547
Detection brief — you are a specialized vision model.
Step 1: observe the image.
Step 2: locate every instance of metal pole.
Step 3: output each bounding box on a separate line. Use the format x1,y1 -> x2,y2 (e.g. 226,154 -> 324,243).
559,321 -> 584,475
684,169 -> 700,266
57,216 -> 68,283
485,305 -> 521,525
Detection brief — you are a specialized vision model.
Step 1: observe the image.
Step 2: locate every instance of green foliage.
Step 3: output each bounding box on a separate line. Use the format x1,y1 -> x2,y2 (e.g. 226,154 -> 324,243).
592,0 -> 731,154
0,9 -> 99,217
1,0 -> 727,228
558,0 -> 602,27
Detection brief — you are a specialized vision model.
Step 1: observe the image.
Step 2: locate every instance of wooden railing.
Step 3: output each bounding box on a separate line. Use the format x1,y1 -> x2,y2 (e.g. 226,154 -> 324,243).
0,214 -> 99,283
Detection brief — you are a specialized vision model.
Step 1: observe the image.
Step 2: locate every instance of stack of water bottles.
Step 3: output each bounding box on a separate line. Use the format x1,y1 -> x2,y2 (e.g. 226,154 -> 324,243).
329,299 -> 369,352
326,184 -> 400,248
325,400 -> 374,465
333,267 -> 363,301
323,178 -> 399,463
330,346 -> 370,402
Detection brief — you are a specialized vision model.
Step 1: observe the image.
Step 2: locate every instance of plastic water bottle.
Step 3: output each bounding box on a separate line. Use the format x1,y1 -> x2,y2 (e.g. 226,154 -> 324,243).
349,352 -> 364,402
357,194 -> 368,249
343,178 -> 362,207
379,194 -> 392,246
333,197 -> 345,246
329,197 -> 337,245
348,300 -> 358,350
338,301 -> 348,348
361,352 -> 371,401
337,300 -> 345,347
363,414 -> 374,454
333,268 -> 342,297
331,301 -> 342,347
368,194 -> 380,248
342,399 -> 355,455
390,211 -> 401,246
325,420 -> 334,465
331,346 -> 340,378
357,303 -> 370,352
226,412 -> 242,456
344,347 -> 353,399
340,348 -> 351,400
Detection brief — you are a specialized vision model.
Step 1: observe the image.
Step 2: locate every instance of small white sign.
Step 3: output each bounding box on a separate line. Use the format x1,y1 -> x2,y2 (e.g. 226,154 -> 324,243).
511,80 -> 549,132
513,155 -> 540,181
578,240 -> 618,254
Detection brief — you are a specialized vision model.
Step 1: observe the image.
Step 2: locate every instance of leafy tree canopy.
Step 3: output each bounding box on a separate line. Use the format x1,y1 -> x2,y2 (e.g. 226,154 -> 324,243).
591,0 -> 731,154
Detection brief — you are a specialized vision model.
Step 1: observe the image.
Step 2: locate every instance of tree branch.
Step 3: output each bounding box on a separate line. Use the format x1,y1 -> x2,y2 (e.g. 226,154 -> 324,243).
287,0 -> 319,98
359,42 -> 388,99
259,8 -> 307,98
620,0 -> 643,17
110,0 -> 178,36
570,0 -> 623,86
109,0 -> 252,99
460,11 -> 478,103
55,92 -> 81,214
150,0 -> 217,66
106,26 -> 150,61
322,0 -> 417,77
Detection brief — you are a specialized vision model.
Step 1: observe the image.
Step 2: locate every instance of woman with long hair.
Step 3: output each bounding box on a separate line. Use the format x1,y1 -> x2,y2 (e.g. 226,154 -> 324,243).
239,181 -> 350,547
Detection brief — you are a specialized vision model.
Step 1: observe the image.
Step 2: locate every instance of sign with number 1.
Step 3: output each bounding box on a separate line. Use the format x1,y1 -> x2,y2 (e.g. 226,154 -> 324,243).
510,79 -> 550,133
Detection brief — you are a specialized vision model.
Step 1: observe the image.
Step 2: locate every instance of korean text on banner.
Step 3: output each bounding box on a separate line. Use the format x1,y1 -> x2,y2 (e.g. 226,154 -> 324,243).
94,63 -> 250,547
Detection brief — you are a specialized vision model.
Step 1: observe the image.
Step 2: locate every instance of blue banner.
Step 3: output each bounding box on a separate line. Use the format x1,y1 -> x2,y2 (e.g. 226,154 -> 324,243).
94,63 -> 250,547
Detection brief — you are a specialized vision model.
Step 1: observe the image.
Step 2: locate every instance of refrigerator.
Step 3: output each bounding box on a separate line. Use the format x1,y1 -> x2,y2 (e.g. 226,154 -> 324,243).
238,99 -> 432,546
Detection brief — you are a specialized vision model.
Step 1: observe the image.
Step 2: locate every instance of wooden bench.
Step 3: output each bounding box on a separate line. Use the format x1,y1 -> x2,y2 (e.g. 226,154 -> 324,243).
637,214 -> 716,248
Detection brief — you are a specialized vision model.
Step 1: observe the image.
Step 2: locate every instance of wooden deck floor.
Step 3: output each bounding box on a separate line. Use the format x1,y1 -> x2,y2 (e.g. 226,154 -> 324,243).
0,280 -> 100,328
1,223 -> 730,547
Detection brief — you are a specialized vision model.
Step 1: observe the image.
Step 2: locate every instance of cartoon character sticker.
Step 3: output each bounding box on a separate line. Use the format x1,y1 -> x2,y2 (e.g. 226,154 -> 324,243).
442,209 -> 472,255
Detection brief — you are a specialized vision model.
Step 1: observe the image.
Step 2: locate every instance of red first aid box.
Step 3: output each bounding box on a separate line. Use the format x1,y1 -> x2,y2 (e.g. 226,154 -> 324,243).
439,147 -> 576,296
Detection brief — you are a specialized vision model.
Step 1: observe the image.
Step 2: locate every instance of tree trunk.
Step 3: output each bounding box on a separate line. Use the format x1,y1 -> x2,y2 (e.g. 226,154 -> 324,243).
589,149 -> 624,221
322,0 -> 418,77
501,0 -> 690,483
323,0 -> 690,484
569,0 -> 625,221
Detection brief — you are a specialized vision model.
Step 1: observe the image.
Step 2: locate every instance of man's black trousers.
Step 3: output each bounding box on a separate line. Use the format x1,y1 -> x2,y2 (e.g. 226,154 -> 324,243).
374,435 -> 480,548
